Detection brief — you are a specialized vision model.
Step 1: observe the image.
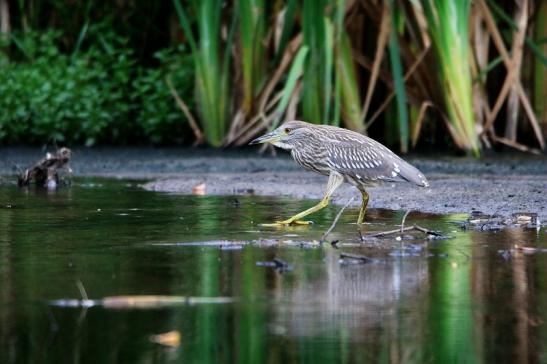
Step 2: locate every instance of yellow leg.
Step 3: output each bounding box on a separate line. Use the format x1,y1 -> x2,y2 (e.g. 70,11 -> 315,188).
262,197 -> 329,226
263,172 -> 344,227
357,190 -> 369,224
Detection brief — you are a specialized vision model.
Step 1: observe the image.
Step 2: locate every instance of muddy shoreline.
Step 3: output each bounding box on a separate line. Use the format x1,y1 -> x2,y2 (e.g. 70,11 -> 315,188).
1,146 -> 546,221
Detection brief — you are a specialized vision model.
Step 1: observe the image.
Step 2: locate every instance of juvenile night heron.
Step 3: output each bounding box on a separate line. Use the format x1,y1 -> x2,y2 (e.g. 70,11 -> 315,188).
250,120 -> 429,226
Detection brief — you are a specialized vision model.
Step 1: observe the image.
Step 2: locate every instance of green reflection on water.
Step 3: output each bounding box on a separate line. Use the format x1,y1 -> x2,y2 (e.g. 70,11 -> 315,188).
0,178 -> 546,363
427,232 -> 476,363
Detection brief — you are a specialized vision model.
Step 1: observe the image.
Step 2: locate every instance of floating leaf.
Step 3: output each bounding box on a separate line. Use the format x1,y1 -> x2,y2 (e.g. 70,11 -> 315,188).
150,331 -> 181,347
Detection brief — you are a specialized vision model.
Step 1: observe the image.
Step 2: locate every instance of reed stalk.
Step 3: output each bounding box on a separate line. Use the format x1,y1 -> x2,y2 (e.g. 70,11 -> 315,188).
532,1 -> 546,137
168,0 -> 541,152
238,0 -> 265,114
301,0 -> 332,124
387,0 -> 409,152
422,0 -> 480,155
336,31 -> 362,130
173,0 -> 233,146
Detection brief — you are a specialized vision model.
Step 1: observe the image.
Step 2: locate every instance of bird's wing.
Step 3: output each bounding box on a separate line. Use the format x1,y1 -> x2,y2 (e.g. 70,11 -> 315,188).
325,138 -> 428,187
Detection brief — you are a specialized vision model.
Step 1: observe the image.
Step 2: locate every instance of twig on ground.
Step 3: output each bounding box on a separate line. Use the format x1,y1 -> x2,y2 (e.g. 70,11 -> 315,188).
320,197 -> 354,243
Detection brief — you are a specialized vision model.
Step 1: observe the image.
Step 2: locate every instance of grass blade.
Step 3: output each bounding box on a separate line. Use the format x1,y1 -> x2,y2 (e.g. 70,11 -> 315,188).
534,0 -> 547,128
336,31 -> 362,131
272,45 -> 309,128
172,0 -> 231,146
301,0 -> 328,123
324,18 -> 334,123
239,0 -> 265,113
71,21 -> 89,61
387,1 -> 409,152
423,0 -> 479,155
275,0 -> 297,60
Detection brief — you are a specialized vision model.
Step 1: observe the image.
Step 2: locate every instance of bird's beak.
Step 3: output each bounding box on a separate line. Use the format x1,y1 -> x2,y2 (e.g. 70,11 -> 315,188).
249,130 -> 282,145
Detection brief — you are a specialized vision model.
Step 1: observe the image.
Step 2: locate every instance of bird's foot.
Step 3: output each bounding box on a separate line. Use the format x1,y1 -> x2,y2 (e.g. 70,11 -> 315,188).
260,220 -> 314,227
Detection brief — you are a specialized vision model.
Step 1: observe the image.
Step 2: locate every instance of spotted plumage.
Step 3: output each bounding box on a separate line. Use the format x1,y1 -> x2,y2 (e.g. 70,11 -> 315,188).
249,120 -> 429,226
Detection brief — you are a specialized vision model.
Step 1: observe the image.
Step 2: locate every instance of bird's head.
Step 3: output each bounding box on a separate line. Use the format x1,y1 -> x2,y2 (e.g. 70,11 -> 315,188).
249,120 -> 311,150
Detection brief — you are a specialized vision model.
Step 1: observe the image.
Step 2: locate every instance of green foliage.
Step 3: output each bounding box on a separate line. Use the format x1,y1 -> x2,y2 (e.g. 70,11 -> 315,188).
272,46 -> 310,129
0,30 -> 193,145
300,0 -> 362,131
238,0 -> 266,113
2,0 -> 544,151
1,31 -> 112,145
131,48 -> 194,144
301,0 -> 333,124
387,1 -> 409,153
173,0 -> 235,147
336,31 -> 362,130
422,0 -> 479,155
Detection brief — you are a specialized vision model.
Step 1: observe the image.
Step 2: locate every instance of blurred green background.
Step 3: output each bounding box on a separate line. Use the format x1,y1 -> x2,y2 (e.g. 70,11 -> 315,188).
0,0 -> 545,155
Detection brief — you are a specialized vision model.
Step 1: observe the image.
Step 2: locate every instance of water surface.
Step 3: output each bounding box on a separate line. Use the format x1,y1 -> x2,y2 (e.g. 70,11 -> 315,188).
0,179 -> 545,363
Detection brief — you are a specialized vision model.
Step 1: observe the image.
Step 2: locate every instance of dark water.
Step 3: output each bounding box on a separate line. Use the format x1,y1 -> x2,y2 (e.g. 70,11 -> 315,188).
0,179 -> 545,363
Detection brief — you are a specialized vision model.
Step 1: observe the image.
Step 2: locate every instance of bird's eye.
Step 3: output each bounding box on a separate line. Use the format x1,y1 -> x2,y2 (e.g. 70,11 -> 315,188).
284,128 -> 292,134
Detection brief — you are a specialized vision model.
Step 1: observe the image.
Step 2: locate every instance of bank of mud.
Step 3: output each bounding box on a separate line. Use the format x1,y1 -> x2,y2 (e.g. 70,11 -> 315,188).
1,147 -> 546,222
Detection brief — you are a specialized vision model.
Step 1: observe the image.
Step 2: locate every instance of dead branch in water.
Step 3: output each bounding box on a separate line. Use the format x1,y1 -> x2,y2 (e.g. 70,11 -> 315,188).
365,225 -> 442,238
360,210 -> 442,240
18,148 -> 72,188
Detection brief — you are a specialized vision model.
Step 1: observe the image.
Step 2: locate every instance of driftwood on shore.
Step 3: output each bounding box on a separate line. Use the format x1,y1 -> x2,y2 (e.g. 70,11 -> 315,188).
17,148 -> 72,188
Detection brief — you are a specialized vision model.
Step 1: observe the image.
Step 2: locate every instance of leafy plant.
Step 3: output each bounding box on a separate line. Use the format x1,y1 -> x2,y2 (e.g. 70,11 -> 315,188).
0,30 -> 126,145
0,29 -> 194,145
131,47 -> 194,144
